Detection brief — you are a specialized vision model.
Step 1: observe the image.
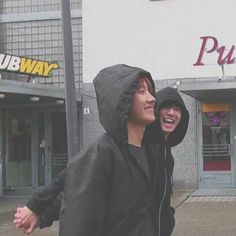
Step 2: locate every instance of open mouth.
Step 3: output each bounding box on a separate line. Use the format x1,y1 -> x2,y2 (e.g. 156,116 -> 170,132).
163,118 -> 175,125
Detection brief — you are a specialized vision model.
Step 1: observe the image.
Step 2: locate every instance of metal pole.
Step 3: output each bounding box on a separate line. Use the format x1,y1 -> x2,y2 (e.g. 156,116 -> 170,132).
61,0 -> 80,158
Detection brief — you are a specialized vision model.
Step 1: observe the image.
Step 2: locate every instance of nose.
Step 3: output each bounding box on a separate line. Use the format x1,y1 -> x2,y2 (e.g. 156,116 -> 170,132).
147,92 -> 155,104
167,107 -> 175,115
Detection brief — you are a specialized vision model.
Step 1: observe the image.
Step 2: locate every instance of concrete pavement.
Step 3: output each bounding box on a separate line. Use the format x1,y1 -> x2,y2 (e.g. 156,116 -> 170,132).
172,191 -> 236,236
1,190 -> 236,235
0,196 -> 58,236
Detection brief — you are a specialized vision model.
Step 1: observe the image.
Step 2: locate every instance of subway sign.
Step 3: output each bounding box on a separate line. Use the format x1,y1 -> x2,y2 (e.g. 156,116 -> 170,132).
0,53 -> 59,77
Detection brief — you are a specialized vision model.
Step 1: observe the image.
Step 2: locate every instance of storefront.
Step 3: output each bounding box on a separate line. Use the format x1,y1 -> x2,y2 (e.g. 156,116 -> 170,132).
179,77 -> 236,188
0,0 -> 83,195
0,79 -> 81,195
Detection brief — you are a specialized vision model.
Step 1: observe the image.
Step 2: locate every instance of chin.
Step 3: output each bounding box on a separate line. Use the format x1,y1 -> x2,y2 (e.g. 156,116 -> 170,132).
146,116 -> 155,122
144,119 -> 155,126
149,118 -> 156,124
162,127 -> 173,133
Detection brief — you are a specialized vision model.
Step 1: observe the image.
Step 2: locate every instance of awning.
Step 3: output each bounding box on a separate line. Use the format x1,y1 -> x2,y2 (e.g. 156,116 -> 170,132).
0,79 -> 81,106
177,77 -> 236,101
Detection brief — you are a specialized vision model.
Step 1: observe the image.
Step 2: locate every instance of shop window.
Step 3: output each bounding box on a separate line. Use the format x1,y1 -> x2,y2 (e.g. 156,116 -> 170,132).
202,103 -> 230,171
8,114 -> 31,161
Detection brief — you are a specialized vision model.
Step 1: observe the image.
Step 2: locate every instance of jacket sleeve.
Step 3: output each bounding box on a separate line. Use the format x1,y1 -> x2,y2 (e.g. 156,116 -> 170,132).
38,193 -> 63,228
59,144 -> 113,236
26,169 -> 65,216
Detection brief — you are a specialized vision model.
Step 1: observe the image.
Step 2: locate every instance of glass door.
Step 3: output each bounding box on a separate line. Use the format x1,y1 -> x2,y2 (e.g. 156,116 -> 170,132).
4,110 -> 32,193
35,111 -> 67,186
35,111 -> 52,187
4,109 -> 68,194
201,103 -> 232,187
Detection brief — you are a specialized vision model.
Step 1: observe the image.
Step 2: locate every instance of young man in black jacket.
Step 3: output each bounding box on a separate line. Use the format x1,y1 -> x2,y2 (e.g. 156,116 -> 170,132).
15,79 -> 189,235
61,64 -> 163,236
147,87 -> 189,235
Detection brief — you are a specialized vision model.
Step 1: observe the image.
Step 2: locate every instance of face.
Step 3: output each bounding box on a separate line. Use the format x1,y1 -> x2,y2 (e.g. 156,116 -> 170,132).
128,78 -> 156,127
159,103 -> 182,137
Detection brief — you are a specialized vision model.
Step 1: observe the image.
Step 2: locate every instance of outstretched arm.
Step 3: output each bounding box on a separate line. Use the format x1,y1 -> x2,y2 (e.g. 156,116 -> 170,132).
26,169 -> 65,216
13,169 -> 65,233
14,193 -> 63,234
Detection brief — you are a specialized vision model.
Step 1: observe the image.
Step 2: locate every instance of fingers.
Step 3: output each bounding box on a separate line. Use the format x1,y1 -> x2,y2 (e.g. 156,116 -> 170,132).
14,207 -> 29,229
13,219 -> 22,228
14,224 -> 30,235
13,206 -> 39,234
20,220 -> 38,235
25,222 -> 37,235
14,208 -> 24,227
14,222 -> 35,235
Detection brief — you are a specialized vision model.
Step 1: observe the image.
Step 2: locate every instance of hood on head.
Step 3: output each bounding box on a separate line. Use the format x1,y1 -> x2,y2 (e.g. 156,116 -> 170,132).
93,64 -> 155,144
146,87 -> 189,147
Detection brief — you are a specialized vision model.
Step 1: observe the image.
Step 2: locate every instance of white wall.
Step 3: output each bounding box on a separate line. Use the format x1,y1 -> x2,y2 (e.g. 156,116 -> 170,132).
83,0 -> 236,82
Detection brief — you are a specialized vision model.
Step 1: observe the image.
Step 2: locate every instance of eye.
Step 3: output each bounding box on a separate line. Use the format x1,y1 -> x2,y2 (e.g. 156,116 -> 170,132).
137,85 -> 146,94
137,89 -> 145,94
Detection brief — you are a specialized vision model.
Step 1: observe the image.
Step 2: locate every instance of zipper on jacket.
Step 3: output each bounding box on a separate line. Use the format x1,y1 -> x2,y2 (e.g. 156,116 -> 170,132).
158,146 -> 167,236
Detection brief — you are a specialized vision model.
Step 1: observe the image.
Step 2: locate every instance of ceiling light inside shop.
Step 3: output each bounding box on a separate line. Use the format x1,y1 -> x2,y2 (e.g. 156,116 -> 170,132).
0,93 -> 5,99
30,96 -> 40,102
56,99 -> 64,104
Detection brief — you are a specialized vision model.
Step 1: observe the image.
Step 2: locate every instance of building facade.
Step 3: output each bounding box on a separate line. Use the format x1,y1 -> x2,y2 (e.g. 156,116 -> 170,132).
0,0 -> 82,195
2,0 -> 236,196
83,0 -> 236,191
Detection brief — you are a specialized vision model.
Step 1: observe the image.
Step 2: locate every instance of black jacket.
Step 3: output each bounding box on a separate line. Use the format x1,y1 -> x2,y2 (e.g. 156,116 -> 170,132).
146,87 -> 189,235
27,76 -> 189,236
59,64 -> 165,236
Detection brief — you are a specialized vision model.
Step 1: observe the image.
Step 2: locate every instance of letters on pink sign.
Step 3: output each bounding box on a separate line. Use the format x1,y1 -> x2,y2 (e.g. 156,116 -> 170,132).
194,36 -> 236,66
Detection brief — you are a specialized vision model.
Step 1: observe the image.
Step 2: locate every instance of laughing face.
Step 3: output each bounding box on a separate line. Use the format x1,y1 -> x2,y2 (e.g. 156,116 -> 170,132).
128,78 -> 156,127
159,103 -> 182,139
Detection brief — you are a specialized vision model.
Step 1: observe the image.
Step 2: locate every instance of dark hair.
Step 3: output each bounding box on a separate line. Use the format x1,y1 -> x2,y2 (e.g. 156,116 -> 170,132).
160,100 -> 182,111
137,77 -> 155,96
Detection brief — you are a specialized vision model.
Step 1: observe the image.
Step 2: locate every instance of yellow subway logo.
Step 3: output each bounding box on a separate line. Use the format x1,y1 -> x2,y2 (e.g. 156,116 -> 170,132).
0,53 -> 59,77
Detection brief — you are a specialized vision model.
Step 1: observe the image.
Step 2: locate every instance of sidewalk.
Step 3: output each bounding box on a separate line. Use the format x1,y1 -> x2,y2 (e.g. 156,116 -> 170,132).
172,190 -> 236,236
0,195 -> 58,236
1,190 -> 236,236
171,189 -> 191,208
0,190 -> 189,236
0,195 -> 29,215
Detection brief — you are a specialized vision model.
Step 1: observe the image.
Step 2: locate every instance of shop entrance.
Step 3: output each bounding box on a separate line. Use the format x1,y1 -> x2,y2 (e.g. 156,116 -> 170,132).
35,111 -> 68,187
200,102 -> 236,187
3,109 -> 67,194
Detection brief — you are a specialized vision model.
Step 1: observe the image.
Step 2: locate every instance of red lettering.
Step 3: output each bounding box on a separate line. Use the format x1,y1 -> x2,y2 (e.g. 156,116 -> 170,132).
193,36 -> 218,66
217,45 -> 235,65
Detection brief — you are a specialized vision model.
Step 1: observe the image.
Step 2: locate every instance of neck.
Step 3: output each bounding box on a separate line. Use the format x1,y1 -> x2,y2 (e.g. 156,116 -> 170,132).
127,122 -> 145,147
164,132 -> 169,141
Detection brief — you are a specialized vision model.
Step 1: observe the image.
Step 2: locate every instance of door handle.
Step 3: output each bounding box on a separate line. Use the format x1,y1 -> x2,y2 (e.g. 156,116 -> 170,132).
41,154 -> 45,166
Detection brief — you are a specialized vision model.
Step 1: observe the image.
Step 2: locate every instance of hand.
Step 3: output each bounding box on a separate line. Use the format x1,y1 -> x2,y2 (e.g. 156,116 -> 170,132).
14,206 -> 39,235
